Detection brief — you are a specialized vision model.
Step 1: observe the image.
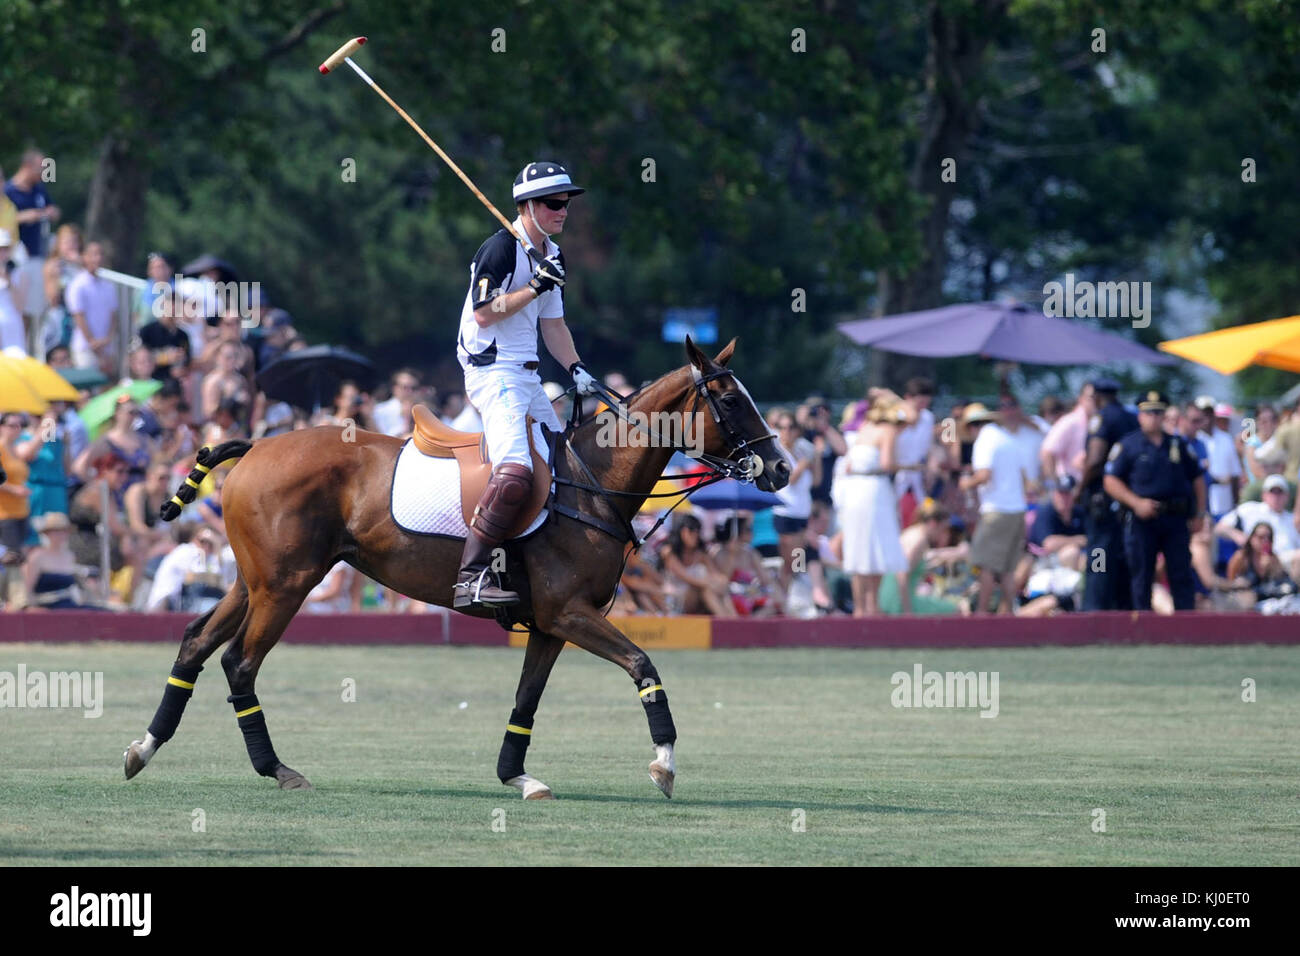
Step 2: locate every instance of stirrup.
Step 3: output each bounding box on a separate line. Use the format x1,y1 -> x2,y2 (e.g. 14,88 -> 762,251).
453,568 -> 489,608
454,567 -> 520,608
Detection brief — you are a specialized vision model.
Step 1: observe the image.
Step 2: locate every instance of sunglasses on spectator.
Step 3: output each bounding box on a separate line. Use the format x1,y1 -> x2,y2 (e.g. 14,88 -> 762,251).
539,197 -> 570,210
1266,487 -> 1287,494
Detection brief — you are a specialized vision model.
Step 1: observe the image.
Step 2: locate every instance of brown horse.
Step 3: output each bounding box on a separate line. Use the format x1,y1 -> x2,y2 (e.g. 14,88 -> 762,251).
123,337 -> 789,799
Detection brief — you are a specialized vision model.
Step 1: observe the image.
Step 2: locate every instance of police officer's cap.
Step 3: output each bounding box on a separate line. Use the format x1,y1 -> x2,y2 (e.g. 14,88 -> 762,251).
1089,376 -> 1121,394
1136,390 -> 1169,413
513,161 -> 585,202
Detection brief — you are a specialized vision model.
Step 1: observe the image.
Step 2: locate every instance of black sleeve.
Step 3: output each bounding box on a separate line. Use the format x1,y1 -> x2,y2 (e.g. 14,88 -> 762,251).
469,230 -> 517,308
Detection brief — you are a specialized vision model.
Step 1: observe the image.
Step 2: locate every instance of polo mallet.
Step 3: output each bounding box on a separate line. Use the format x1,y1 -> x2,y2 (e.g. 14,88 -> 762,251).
318,36 -> 543,264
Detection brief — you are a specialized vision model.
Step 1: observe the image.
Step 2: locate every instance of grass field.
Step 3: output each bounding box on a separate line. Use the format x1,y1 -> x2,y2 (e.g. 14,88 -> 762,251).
2,641 -> 1297,866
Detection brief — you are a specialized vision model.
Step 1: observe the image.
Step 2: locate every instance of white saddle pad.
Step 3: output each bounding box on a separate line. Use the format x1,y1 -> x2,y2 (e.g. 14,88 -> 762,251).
390,432 -> 550,538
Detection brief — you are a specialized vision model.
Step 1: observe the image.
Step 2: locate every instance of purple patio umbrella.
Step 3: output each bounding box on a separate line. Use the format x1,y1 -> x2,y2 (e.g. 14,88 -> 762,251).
837,301 -> 1175,365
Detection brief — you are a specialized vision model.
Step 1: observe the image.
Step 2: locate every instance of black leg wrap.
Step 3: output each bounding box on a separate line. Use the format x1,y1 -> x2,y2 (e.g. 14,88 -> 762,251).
146,663 -> 203,743
636,674 -> 677,745
228,693 -> 280,777
497,709 -> 533,783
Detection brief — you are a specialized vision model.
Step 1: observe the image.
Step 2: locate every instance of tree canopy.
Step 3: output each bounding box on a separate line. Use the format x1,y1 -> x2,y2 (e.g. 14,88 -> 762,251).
3,0 -> 1298,402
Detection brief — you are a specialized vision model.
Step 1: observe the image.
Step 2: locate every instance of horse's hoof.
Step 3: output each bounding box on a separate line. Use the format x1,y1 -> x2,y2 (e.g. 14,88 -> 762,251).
275,766 -> 313,790
123,741 -> 148,780
504,774 -> 554,800
649,760 -> 675,798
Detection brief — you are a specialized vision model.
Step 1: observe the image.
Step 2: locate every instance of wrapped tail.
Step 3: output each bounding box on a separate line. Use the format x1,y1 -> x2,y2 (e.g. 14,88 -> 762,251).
161,441 -> 253,522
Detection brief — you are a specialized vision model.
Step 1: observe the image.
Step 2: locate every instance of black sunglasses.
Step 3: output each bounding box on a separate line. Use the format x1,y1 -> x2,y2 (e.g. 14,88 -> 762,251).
539,197 -> 570,211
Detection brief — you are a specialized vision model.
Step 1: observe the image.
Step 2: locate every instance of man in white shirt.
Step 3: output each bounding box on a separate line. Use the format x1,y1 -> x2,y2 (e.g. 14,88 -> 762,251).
452,161 -> 600,608
998,394 -> 1044,495
960,405 -> 1032,614
65,240 -> 119,373
371,368 -> 421,437
145,527 -> 225,611
893,377 -> 935,506
1195,396 -> 1242,518
450,396 -> 483,433
1215,473 -> 1300,577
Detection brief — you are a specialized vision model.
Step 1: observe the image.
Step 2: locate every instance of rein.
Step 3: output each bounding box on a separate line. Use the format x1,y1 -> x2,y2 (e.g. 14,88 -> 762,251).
551,370 -> 777,551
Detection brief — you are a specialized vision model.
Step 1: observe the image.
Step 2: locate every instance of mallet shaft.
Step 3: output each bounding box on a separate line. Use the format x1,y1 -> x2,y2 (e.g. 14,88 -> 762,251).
320,37 -> 539,260
346,63 -> 524,245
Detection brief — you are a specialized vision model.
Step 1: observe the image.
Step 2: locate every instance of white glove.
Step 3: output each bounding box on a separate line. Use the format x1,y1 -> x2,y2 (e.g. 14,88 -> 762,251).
569,362 -> 600,396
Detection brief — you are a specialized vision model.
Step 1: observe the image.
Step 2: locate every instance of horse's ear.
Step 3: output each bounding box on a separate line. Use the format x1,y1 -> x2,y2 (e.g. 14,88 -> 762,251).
713,337 -> 737,368
684,334 -> 711,371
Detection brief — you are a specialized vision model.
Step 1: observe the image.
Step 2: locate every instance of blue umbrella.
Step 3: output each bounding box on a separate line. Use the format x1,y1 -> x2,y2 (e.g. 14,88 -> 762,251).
837,300 -> 1175,365
683,477 -> 782,511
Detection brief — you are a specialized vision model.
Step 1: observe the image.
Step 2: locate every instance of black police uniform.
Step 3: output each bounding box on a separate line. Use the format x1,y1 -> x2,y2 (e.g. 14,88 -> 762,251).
1106,429 -> 1203,610
1082,401 -> 1139,610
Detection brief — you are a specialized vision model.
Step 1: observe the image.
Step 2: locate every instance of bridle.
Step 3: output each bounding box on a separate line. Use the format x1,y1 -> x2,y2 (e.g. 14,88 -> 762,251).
685,364 -> 781,481
549,365 -> 781,549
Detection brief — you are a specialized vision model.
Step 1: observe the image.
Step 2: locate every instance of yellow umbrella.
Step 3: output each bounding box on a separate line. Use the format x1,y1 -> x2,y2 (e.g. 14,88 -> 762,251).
638,477 -> 688,515
0,353 -> 81,402
0,360 -> 48,414
1159,315 -> 1300,374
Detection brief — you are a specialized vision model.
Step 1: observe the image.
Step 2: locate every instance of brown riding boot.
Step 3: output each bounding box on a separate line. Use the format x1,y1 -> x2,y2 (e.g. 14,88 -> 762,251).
454,462 -> 534,608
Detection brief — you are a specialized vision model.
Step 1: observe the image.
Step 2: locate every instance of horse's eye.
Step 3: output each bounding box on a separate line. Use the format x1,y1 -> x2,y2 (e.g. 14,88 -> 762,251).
721,393 -> 739,408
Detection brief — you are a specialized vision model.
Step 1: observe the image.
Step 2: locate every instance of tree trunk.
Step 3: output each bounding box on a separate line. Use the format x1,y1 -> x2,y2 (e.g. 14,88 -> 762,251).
84,134 -> 151,273
869,0 -> 1008,390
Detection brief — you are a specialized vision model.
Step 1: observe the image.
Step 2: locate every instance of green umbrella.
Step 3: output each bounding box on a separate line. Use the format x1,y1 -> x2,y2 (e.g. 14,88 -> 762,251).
78,380 -> 164,437
57,366 -> 111,390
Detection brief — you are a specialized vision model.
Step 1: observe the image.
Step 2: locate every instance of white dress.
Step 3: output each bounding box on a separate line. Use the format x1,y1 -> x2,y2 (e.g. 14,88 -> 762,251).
836,436 -> 907,575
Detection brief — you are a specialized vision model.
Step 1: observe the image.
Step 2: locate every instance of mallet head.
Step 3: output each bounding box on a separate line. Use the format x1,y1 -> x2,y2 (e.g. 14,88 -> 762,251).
319,37 -> 367,74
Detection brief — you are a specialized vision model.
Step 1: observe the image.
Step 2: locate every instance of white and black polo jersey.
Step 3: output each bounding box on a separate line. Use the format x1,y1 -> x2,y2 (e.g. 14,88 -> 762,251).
456,218 -> 564,367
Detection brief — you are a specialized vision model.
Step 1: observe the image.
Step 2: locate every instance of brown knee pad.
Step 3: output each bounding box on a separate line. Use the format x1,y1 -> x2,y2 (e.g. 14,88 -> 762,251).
471,462 -> 534,541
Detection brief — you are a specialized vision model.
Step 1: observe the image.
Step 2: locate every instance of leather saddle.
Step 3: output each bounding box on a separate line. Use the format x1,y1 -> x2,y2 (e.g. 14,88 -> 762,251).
409,404 -> 551,537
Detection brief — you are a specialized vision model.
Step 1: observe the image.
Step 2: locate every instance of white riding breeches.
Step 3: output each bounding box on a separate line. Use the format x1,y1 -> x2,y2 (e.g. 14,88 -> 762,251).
462,362 -> 561,469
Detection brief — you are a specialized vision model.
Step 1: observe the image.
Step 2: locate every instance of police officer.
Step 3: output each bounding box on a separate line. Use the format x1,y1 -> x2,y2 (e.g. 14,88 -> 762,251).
1080,377 -> 1139,610
1103,391 -> 1207,611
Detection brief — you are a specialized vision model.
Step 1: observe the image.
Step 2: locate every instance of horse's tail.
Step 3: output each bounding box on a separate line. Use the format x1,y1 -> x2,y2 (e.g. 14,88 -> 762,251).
160,440 -> 254,522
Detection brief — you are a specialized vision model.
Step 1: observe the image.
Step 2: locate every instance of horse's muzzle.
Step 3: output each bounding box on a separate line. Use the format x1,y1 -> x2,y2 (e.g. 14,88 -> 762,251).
756,456 -> 790,492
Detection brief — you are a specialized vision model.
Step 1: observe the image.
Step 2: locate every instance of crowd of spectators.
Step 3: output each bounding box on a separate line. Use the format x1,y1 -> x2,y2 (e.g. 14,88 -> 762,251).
5,146 -> 1299,618
0,147 -> 474,613
615,380 -> 1300,618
